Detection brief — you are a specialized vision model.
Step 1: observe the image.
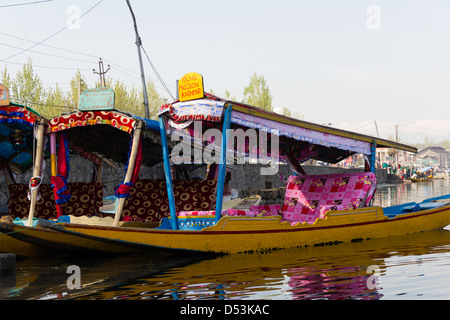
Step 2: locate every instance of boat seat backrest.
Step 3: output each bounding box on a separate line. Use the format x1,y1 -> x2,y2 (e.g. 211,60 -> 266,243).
7,182 -> 104,220
282,172 -> 377,225
122,179 -> 217,222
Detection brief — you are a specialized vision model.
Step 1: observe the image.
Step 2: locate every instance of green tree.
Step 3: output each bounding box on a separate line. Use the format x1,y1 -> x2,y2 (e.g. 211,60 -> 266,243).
224,89 -> 236,101
44,83 -> 71,117
0,66 -> 12,89
111,80 -> 129,112
11,59 -> 44,111
68,70 -> 88,110
127,85 -> 144,117
146,78 -> 165,119
242,72 -> 272,111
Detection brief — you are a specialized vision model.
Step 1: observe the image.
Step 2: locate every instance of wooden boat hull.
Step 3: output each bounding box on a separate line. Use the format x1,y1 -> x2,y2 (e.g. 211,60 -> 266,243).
410,178 -> 433,183
40,203 -> 450,254
0,231 -> 56,258
0,222 -> 142,256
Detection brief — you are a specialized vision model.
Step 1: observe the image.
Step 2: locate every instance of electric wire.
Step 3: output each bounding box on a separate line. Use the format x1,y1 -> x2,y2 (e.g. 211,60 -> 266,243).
0,0 -> 53,8
0,32 -> 177,91
141,46 -> 175,100
2,60 -> 92,71
0,42 -> 96,65
0,0 -> 104,62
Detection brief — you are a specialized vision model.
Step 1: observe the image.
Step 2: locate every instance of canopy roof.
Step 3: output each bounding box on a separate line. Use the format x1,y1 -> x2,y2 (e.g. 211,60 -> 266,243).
0,102 -> 47,174
158,94 -> 417,164
49,110 -> 163,168
418,166 -> 433,172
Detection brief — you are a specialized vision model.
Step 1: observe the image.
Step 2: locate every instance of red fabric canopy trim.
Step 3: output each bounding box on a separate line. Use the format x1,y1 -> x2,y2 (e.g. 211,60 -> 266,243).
49,111 -> 135,134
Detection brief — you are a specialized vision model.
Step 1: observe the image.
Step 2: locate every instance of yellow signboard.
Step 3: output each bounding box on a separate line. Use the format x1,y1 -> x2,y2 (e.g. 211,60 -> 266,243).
0,84 -> 10,106
178,72 -> 204,102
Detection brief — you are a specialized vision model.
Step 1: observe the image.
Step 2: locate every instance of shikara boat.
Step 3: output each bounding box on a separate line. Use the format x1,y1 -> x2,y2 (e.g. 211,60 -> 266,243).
0,84 -> 56,257
34,73 -> 450,255
410,166 -> 434,183
0,87 -> 174,257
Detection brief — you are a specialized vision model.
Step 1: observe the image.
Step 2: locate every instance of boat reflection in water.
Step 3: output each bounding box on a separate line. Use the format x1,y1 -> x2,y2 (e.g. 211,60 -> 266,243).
74,180 -> 450,300
2,180 -> 450,300
77,224 -> 450,299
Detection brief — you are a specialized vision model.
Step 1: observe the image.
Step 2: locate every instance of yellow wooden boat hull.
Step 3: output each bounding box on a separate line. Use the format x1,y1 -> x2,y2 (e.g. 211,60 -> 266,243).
0,222 -> 141,257
0,231 -> 55,258
410,178 -> 433,183
42,204 -> 450,254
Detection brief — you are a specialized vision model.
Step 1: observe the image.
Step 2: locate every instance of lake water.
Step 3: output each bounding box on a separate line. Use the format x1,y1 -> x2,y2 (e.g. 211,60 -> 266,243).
1,179 -> 450,302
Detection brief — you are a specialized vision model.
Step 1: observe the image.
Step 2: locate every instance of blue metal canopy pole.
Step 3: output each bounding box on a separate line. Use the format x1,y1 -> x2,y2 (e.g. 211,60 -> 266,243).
370,141 -> 377,173
215,104 -> 232,223
159,117 -> 177,230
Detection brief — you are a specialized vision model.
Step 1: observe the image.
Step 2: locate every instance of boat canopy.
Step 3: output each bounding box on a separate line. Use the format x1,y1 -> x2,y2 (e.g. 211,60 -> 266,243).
0,101 -> 47,175
48,110 -> 163,168
418,166 -> 433,173
47,108 -> 165,224
158,93 -> 417,165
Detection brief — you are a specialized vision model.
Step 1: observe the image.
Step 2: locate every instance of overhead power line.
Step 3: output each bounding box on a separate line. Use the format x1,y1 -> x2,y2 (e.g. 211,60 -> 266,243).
0,31 -> 176,91
0,0 -> 104,62
141,46 -> 175,101
2,60 -> 92,71
0,42 -> 96,64
0,0 -> 53,8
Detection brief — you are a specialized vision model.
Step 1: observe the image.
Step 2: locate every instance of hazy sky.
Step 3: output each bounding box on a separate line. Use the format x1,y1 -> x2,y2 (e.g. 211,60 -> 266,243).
1,0 -> 450,144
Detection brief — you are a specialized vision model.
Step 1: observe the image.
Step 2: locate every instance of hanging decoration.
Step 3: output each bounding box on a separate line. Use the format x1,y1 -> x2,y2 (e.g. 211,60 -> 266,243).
114,135 -> 142,199
50,133 -> 71,204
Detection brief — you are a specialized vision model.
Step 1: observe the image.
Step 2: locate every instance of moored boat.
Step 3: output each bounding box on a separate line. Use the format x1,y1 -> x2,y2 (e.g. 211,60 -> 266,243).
35,73 -> 450,255
0,84 -> 54,257
0,86 -> 171,256
410,166 -> 434,182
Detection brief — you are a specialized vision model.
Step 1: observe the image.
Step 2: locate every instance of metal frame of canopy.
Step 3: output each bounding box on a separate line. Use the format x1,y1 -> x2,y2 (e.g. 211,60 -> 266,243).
157,93 -> 418,230
48,109 -> 162,226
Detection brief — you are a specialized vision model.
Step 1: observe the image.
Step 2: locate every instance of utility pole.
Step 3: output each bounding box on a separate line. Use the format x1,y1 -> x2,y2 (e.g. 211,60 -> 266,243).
374,120 -> 379,137
126,0 -> 150,119
93,58 -> 110,87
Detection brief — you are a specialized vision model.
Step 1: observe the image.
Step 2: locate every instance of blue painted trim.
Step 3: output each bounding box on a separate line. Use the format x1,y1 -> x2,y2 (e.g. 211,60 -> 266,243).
215,104 -> 232,223
159,117 -> 178,230
370,142 -> 376,173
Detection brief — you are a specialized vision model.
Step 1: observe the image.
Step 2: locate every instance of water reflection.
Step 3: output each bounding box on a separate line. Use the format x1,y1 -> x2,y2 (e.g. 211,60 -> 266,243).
373,179 -> 450,207
1,180 -> 450,300
70,227 -> 450,300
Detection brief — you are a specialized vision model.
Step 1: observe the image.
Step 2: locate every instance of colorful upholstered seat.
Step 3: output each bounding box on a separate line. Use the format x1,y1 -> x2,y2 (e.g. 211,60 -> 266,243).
122,179 -> 217,223
282,172 -> 377,225
8,182 -> 104,220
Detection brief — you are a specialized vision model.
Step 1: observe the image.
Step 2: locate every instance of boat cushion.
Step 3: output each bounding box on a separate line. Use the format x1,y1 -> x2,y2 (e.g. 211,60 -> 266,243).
249,205 -> 282,216
123,179 -> 166,222
177,210 -> 216,217
122,179 -> 217,223
282,172 -> 377,225
7,182 -> 104,220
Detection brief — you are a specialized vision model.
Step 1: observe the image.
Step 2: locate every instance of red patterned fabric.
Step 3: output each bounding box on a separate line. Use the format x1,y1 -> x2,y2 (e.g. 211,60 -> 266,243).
122,179 -> 217,222
0,105 -> 38,125
8,182 -> 104,220
249,205 -> 281,216
282,172 -> 377,225
122,180 -> 167,223
49,111 -> 136,134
